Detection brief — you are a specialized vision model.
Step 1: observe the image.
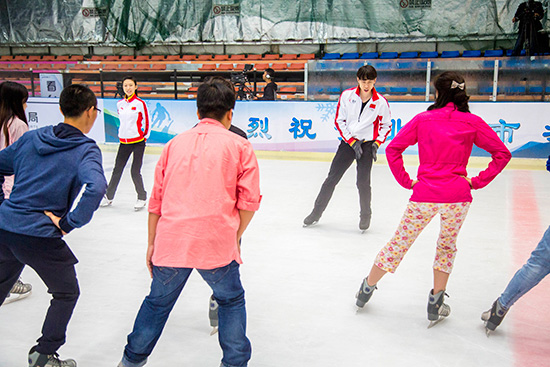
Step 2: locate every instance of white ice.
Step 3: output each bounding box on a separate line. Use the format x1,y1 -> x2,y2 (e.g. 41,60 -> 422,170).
1,151 -> 549,366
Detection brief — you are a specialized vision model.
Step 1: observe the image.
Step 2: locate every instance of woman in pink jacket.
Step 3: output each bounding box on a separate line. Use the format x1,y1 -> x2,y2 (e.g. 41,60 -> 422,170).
355,71 -> 512,327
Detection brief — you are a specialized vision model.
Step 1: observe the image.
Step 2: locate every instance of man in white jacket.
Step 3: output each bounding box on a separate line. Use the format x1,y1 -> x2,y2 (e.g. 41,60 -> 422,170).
304,65 -> 392,231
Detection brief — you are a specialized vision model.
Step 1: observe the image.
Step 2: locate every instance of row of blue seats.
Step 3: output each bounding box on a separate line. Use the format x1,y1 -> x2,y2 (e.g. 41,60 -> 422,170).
312,85 -> 550,95
322,49 -> 532,60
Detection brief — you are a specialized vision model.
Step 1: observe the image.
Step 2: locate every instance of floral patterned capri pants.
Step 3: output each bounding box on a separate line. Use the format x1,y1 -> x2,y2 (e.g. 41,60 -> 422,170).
375,201 -> 471,274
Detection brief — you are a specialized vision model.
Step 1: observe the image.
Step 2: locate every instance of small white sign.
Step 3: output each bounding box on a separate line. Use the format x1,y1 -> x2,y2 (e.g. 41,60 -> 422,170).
39,74 -> 64,98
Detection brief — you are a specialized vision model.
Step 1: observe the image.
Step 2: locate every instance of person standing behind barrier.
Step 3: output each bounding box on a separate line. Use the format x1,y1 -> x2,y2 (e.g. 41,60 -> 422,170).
481,155 -> 550,335
0,81 -> 32,306
354,71 -> 511,328
117,77 -> 261,367
511,0 -> 545,56
256,68 -> 277,100
101,76 -> 150,211
303,65 -> 392,232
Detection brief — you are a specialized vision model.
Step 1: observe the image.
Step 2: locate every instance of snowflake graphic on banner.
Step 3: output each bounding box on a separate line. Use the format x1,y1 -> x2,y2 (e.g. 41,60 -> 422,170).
316,103 -> 337,122
543,125 -> 550,142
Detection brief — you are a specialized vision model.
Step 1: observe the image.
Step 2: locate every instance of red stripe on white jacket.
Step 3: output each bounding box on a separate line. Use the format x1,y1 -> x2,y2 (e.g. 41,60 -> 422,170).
116,94 -> 150,143
334,86 -> 392,145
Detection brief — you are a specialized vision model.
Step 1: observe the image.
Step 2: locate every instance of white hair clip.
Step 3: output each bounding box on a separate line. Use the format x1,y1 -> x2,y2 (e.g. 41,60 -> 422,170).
451,80 -> 465,90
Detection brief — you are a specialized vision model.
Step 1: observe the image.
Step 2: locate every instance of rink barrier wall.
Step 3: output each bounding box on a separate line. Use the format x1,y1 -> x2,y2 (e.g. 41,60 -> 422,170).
27,98 -> 550,160
99,143 -> 547,171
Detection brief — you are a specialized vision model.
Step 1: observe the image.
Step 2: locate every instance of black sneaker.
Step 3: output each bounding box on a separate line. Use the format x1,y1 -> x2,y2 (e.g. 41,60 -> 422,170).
28,346 -> 77,367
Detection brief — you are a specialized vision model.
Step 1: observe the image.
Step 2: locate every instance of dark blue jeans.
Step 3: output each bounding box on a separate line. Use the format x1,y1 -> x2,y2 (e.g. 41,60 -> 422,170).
122,261 -> 251,367
0,229 -> 79,354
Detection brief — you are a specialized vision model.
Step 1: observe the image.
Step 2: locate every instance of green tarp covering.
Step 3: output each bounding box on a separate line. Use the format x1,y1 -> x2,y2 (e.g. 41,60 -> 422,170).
0,0 -> 545,48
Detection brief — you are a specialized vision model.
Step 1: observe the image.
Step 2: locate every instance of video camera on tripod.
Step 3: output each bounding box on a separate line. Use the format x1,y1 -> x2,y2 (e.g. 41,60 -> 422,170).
231,64 -> 256,100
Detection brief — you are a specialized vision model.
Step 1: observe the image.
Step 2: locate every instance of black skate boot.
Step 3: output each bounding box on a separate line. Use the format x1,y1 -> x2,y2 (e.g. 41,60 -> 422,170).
359,215 -> 371,233
303,210 -> 321,227
355,277 -> 377,309
427,289 -> 450,328
209,294 -> 219,335
28,346 -> 77,367
481,299 -> 508,336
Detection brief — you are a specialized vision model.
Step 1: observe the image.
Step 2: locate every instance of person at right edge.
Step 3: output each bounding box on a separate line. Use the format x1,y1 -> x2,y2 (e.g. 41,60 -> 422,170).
303,65 -> 392,232
355,71 -> 511,328
481,155 -> 550,336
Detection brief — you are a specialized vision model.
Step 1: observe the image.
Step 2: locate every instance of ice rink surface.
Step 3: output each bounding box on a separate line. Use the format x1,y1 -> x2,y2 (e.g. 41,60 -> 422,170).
1,151 -> 549,367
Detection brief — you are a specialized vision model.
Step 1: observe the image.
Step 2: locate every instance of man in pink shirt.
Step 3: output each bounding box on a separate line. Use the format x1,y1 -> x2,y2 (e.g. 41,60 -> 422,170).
118,77 -> 261,367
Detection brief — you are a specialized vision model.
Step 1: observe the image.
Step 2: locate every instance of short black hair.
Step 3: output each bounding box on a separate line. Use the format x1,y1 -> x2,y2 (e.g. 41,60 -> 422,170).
264,68 -> 275,79
357,65 -> 377,80
60,84 -> 97,118
197,77 -> 236,121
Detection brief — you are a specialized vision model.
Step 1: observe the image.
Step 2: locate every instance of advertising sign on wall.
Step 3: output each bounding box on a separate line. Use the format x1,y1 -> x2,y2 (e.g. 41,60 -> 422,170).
27,97 -> 105,143
29,98 -> 550,159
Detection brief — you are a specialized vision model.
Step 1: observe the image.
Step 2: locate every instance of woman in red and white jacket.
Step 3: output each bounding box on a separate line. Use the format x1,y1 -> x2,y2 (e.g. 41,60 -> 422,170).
101,76 -> 150,211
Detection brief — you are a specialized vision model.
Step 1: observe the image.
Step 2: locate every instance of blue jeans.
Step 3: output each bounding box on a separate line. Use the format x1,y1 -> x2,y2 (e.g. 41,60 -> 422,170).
499,226 -> 550,309
122,261 -> 251,367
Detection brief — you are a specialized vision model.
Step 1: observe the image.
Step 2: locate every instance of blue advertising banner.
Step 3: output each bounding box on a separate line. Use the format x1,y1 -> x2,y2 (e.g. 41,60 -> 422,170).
102,99 -> 550,158
27,97 -> 549,159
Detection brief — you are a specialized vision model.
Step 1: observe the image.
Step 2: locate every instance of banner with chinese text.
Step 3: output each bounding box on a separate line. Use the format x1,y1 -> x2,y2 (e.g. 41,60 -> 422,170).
70,98 -> 550,158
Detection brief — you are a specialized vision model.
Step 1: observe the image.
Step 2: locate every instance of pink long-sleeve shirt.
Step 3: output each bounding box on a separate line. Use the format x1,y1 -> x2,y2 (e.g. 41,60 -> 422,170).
1,116 -> 29,198
149,118 -> 262,269
386,103 -> 511,203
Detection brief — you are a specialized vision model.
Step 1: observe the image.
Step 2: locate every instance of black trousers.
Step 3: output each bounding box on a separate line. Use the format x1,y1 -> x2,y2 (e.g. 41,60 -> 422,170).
0,229 -> 79,354
312,140 -> 374,219
106,141 -> 147,200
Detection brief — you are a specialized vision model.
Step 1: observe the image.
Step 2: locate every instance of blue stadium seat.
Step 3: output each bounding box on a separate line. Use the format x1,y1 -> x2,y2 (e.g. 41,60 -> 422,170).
360,52 -> 379,59
441,51 -> 460,58
327,86 -> 341,94
463,50 -> 482,57
396,62 -> 413,69
400,51 -> 418,58
373,62 -> 392,69
420,51 -> 439,58
312,86 -> 325,94
484,49 -> 504,57
529,86 -> 550,94
375,86 -> 387,93
506,49 -> 526,56
411,87 -> 426,94
483,60 -> 501,68
380,52 -> 398,59
341,52 -> 360,59
504,86 -> 526,94
479,86 -> 500,94
389,86 -> 408,94
322,53 -> 341,60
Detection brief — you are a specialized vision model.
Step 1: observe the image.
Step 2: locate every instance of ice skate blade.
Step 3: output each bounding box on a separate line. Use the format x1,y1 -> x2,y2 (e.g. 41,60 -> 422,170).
360,229 -> 367,234
1,291 -> 31,305
303,221 -> 318,228
427,317 -> 446,329
210,327 -> 218,336
485,328 -> 492,337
